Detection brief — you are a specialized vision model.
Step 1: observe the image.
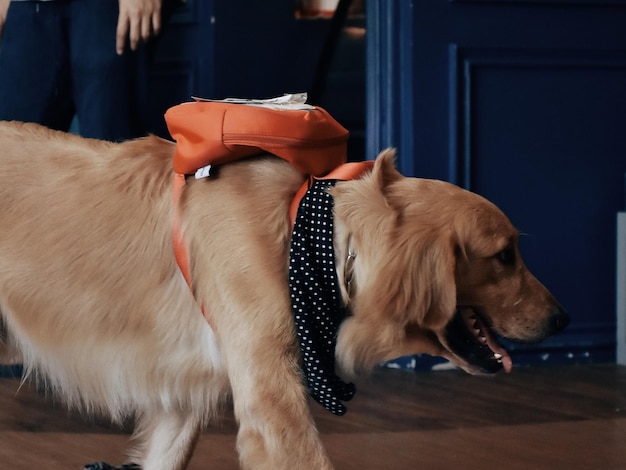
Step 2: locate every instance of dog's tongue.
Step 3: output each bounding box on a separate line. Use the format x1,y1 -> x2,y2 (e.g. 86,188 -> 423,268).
461,308 -> 513,373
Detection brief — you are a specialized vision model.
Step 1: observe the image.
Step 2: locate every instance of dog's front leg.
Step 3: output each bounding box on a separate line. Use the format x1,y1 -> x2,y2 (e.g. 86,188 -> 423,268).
232,359 -> 333,470
219,316 -> 333,470
129,408 -> 202,470
84,410 -> 200,470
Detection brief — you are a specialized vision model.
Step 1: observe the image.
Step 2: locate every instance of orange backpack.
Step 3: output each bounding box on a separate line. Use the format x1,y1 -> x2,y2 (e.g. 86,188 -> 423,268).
165,100 -> 349,177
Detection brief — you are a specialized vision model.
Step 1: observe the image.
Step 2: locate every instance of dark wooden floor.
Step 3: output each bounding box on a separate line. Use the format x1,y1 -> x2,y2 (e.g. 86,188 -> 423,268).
1,364 -> 626,469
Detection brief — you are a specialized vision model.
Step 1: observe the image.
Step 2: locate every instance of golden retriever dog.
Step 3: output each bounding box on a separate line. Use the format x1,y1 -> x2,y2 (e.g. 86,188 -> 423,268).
0,121 -> 568,469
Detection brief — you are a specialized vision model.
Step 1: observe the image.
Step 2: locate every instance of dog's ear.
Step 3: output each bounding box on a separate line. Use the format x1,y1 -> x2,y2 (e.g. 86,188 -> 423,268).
383,228 -> 458,329
418,233 -> 458,330
336,232 -> 458,373
372,148 -> 403,192
330,148 -> 404,226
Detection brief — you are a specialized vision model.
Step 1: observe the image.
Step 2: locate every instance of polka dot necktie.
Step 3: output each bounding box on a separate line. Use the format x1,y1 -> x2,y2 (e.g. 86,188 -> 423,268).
289,179 -> 356,416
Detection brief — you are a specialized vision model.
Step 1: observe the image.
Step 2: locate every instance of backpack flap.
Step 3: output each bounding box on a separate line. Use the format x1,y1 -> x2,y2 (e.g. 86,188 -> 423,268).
165,101 -> 349,176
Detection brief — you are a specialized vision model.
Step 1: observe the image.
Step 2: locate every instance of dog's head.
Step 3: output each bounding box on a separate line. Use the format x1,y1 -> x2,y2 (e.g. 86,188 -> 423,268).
332,149 -> 568,376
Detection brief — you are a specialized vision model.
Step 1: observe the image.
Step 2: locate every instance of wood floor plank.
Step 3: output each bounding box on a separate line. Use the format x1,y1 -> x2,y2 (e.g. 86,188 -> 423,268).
1,364 -> 625,469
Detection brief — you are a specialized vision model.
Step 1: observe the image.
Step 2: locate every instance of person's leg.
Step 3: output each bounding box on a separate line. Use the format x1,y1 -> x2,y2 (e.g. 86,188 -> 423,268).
0,1 -> 74,130
69,0 -> 142,141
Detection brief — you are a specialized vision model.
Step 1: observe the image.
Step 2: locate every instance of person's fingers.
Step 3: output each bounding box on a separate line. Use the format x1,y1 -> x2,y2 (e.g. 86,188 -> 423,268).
151,9 -> 161,37
128,15 -> 141,51
117,0 -> 162,54
0,0 -> 11,40
116,14 -> 129,55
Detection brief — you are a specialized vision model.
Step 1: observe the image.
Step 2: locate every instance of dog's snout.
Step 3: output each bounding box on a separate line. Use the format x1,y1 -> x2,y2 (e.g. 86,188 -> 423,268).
547,307 -> 569,335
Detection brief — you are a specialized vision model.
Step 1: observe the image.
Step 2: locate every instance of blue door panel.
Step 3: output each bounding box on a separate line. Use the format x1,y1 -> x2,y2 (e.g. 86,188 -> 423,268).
470,61 -> 626,326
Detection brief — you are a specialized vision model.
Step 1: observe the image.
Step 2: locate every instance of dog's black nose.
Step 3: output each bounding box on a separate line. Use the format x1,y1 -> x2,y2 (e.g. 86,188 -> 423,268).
547,308 -> 570,335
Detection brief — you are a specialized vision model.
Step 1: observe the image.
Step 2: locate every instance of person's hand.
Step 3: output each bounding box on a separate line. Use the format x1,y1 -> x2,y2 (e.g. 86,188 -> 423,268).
0,0 -> 10,39
116,0 -> 162,55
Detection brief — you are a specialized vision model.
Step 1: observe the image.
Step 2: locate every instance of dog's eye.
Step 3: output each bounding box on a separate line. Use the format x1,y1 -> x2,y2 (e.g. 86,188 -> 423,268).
495,248 -> 516,266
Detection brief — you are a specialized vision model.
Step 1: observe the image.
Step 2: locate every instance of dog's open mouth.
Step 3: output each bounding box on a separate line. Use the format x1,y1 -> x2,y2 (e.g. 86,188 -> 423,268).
445,307 -> 513,374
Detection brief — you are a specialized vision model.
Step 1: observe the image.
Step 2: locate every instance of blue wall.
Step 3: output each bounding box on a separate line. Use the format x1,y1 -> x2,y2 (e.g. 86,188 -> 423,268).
368,0 -> 626,368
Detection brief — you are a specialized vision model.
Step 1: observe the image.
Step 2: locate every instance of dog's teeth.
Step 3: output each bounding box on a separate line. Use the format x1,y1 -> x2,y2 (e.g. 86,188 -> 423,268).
479,336 -> 487,343
494,353 -> 503,359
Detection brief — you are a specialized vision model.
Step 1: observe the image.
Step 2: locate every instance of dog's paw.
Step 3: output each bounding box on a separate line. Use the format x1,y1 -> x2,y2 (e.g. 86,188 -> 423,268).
83,463 -> 141,470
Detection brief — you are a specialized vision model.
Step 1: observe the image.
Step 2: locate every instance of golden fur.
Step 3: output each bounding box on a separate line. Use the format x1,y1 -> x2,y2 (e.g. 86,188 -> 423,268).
0,121 -> 566,469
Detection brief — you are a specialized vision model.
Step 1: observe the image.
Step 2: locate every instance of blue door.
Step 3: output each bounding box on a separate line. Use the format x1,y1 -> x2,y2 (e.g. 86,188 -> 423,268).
367,0 -> 626,366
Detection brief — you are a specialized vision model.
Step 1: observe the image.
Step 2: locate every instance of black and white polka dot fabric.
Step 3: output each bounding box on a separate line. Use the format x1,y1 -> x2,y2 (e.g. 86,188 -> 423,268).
289,179 -> 356,416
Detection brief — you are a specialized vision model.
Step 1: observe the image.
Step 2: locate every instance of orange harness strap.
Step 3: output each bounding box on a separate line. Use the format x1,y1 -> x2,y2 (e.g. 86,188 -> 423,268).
288,161 -> 375,227
172,171 -> 217,328
172,173 -> 192,287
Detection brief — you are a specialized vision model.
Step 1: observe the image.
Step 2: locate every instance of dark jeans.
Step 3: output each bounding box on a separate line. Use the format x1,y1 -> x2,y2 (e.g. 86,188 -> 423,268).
0,0 -> 145,141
